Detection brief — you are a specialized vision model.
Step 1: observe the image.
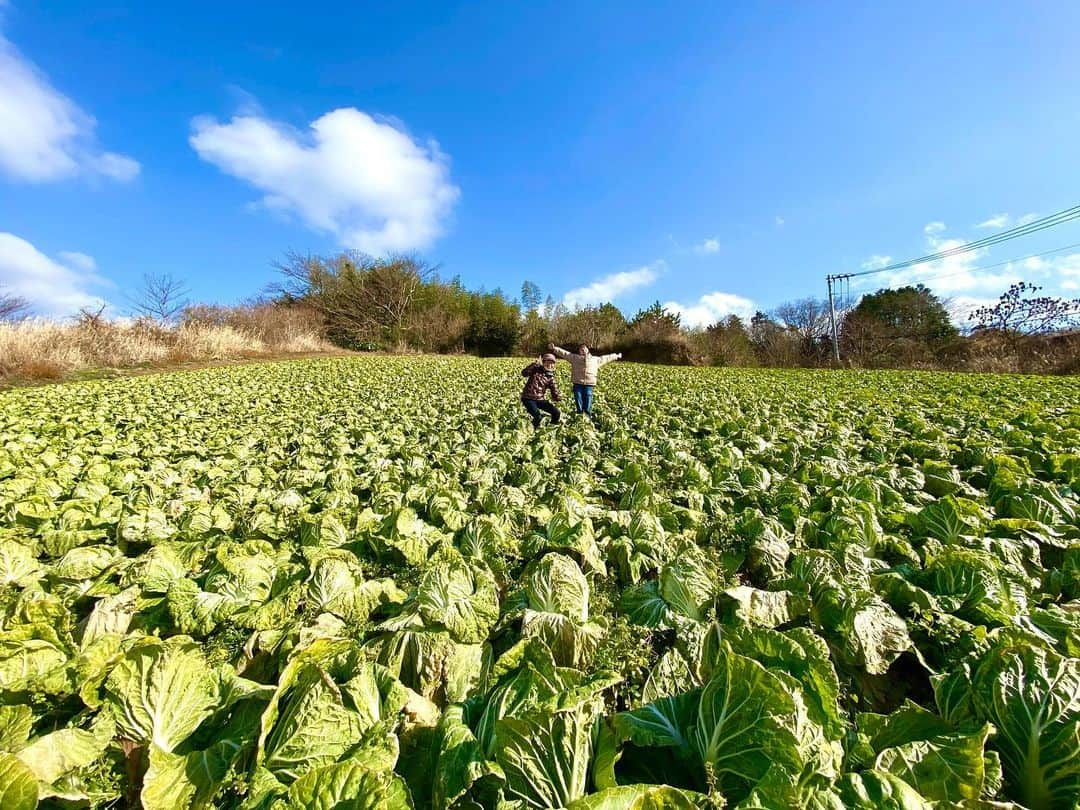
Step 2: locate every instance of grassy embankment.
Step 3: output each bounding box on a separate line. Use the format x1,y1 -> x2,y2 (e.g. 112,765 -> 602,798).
0,316 -> 340,387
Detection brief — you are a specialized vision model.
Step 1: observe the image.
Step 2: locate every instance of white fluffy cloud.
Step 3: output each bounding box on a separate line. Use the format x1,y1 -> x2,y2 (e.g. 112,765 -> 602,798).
0,29 -> 139,183
976,212 -> 1037,229
1057,253 -> 1080,278
948,295 -> 999,324
924,221 -> 946,235
976,213 -> 1009,229
859,224 -> 1080,323
190,107 -> 460,255
861,254 -> 892,271
57,250 -> 96,271
663,291 -> 755,328
88,151 -> 140,182
562,263 -> 661,309
1030,253 -> 1080,293
1037,254 -> 1080,274
0,233 -> 107,316
873,230 -> 1019,297
696,238 -> 720,254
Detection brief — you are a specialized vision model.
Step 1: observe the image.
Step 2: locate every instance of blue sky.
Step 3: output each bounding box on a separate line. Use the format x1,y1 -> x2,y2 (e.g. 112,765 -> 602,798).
2,1 -> 1080,323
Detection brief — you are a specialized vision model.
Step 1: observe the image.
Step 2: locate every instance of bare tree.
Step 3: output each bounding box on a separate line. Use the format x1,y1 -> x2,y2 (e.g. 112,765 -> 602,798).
773,297 -> 832,362
128,273 -> 190,323
750,311 -> 801,367
274,251 -> 436,349
0,289 -> 30,321
969,282 -> 1080,335
74,303 -> 108,329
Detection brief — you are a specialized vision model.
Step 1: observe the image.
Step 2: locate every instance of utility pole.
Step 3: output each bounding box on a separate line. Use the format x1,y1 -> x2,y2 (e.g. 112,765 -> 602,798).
826,274 -> 840,363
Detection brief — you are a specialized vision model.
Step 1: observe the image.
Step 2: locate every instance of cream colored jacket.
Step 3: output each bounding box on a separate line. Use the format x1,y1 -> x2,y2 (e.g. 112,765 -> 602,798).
551,345 -> 621,385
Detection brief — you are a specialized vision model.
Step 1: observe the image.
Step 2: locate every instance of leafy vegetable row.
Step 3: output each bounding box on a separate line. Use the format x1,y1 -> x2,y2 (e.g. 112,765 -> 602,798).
0,358 -> 1077,808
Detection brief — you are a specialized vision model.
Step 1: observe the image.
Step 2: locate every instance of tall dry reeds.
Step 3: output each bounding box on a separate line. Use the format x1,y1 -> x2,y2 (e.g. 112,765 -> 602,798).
0,303 -> 333,384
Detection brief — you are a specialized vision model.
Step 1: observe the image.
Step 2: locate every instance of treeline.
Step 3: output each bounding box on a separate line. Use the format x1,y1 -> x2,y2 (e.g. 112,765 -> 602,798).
272,252 -> 734,361
274,252 -> 1080,374
4,252 -> 1077,381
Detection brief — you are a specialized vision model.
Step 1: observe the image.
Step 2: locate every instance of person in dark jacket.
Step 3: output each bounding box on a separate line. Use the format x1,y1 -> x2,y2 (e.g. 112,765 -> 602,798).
520,354 -> 561,429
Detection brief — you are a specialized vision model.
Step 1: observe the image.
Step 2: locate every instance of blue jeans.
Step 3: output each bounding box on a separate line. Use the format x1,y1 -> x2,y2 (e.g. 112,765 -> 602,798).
522,398 -> 560,428
573,384 -> 594,415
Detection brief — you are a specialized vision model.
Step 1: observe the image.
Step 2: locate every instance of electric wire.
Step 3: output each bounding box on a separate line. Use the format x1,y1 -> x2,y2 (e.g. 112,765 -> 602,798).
829,204 -> 1080,281
851,239 -> 1080,289
827,241 -> 1080,347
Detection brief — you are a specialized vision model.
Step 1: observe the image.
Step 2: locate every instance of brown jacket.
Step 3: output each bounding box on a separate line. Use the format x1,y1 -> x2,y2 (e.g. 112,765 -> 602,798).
521,363 -> 561,401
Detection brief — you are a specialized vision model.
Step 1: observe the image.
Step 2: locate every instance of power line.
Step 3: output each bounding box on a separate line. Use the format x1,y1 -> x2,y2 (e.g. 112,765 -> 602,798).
826,241 -> 1080,346
854,239 -> 1080,290
825,203 -> 1080,361
828,203 -> 1080,282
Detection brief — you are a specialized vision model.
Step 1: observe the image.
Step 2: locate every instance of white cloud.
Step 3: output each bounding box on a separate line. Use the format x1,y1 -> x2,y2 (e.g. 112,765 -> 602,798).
861,254 -> 892,271
89,151 -> 141,182
775,216 -> 785,227
190,107 -> 459,255
900,245 -> 1080,299
0,232 -> 107,316
976,213 -> 1009,229
857,226 -> 1080,325
225,84 -> 264,117
57,250 -> 96,271
0,28 -> 140,183
663,291 -> 755,328
562,263 -> 661,309
949,295 -> 998,325
858,220 -> 1080,328
878,235 -> 1018,297
975,212 -> 1039,230
1045,253 -> 1080,285
696,238 -> 720,254
857,223 -> 1012,304
1019,252 -> 1080,282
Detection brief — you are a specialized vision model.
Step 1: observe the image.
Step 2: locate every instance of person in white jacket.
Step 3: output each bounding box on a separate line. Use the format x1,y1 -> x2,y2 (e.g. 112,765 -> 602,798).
548,343 -> 622,417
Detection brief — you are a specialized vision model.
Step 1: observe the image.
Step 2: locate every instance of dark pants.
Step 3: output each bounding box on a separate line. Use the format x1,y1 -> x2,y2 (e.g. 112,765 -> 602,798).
522,398 -> 560,428
573,384 -> 594,415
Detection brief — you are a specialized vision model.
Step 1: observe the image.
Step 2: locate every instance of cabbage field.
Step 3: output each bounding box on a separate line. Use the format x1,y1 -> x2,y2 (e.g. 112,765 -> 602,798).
1,356 -> 1079,809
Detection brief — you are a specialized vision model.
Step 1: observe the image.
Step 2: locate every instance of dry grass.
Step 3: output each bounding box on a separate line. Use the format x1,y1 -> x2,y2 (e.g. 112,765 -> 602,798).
0,310 -> 335,385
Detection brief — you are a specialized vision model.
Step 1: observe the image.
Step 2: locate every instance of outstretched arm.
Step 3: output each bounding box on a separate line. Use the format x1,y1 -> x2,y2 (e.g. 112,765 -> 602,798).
597,352 -> 623,367
522,361 -> 542,376
548,343 -> 572,359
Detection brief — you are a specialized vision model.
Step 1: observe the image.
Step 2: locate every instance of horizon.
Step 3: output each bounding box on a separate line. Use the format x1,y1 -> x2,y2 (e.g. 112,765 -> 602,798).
2,1 -> 1080,325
